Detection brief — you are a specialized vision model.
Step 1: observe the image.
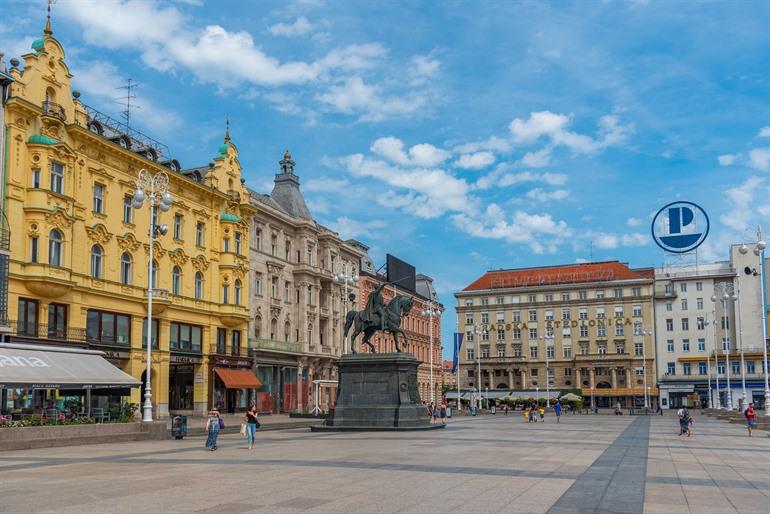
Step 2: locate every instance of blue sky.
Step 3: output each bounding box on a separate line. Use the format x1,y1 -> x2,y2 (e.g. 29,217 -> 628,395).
3,0 -> 770,359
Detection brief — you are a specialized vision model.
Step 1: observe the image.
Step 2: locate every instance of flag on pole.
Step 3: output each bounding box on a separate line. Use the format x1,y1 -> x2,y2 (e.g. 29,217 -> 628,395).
451,332 -> 464,373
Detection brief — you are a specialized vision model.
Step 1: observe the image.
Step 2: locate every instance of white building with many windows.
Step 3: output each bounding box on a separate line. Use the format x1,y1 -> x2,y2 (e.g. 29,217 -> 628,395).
653,245 -> 770,410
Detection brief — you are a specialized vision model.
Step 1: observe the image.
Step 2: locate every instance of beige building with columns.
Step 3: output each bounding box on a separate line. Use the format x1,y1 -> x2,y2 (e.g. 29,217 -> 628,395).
455,261 -> 656,408
248,152 -> 362,413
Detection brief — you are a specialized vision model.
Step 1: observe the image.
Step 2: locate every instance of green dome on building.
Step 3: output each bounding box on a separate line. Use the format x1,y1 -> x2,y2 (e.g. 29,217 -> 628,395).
219,213 -> 240,223
28,134 -> 58,145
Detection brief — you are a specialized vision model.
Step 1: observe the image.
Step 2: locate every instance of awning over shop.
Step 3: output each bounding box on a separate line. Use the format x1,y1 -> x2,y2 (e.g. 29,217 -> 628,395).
0,343 -> 141,389
214,368 -> 262,389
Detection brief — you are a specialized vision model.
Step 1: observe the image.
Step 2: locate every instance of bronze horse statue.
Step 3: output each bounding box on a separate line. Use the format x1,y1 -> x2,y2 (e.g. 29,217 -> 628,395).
344,295 -> 414,353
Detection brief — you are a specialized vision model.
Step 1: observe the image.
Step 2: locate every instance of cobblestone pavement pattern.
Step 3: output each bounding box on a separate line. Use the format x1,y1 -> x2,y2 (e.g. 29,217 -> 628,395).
0,413 -> 768,513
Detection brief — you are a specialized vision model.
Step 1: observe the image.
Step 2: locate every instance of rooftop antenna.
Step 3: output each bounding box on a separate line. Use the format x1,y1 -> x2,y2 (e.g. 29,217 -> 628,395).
116,78 -> 140,130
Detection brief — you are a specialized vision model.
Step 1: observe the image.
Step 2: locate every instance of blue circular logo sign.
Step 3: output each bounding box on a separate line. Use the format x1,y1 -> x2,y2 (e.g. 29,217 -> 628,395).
651,201 -> 709,254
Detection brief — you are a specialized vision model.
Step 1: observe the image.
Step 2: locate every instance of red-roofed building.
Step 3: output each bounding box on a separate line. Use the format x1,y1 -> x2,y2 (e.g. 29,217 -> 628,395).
455,261 -> 656,409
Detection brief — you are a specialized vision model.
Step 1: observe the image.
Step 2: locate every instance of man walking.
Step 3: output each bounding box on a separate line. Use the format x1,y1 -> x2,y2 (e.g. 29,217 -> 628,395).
554,401 -> 562,424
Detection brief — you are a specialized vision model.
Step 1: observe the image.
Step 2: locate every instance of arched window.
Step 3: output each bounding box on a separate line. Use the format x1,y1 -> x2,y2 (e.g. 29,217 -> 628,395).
307,323 -> 313,345
194,271 -> 203,299
90,244 -> 103,278
120,252 -> 132,285
45,87 -> 56,104
234,279 -> 242,305
270,318 -> 277,340
48,229 -> 63,266
222,283 -> 229,304
172,266 -> 181,296
150,260 -> 158,289
284,322 -> 291,342
254,315 -> 262,338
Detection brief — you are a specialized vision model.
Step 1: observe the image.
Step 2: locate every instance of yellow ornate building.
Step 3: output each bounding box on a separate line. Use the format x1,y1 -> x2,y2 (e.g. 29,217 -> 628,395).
2,19 -> 255,417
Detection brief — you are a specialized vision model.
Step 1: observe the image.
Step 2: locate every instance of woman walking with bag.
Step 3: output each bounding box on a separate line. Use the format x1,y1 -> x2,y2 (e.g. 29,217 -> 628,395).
205,409 -> 222,451
245,404 -> 260,450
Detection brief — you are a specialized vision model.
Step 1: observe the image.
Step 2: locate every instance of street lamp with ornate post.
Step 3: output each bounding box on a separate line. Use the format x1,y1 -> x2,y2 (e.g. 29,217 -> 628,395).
540,332 -> 554,406
707,306 -> 722,409
474,325 -> 486,409
634,328 -> 652,410
712,282 -> 738,410
421,301 -> 440,405
132,169 -> 173,422
333,264 -> 358,354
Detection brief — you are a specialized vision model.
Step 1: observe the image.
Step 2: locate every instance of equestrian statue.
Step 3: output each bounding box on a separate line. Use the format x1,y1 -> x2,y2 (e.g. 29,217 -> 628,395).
343,282 -> 414,353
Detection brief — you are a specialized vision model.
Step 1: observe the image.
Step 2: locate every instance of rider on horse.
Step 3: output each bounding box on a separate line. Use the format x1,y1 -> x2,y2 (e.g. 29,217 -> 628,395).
362,282 -> 388,331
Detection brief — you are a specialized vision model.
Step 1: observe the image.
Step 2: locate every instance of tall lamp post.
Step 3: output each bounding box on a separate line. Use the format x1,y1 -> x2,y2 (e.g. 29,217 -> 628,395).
333,264 -> 358,354
421,301 -> 440,404
707,307 -> 722,409
740,228 -> 770,415
634,327 -> 651,410
132,169 -> 173,422
712,282 -> 738,410
474,325 -> 486,409
539,332 -> 554,405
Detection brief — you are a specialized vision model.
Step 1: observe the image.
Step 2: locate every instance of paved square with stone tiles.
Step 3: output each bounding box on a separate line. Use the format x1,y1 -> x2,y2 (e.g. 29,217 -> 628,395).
1,412 -> 768,513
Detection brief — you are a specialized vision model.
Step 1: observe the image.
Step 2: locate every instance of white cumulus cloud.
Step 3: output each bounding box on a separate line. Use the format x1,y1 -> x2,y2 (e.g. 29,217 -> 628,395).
748,148 -> 770,171
268,17 -> 314,37
717,154 -> 738,166
455,151 -> 495,170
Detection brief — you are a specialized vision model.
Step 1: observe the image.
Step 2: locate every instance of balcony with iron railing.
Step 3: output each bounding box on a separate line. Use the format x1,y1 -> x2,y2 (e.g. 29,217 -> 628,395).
574,352 -> 632,361
0,211 -> 9,253
9,320 -> 87,343
212,343 -> 252,359
251,338 -> 303,354
42,101 -> 66,121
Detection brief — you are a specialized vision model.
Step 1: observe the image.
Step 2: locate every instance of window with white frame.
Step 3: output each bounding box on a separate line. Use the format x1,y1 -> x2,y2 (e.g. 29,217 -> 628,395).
465,313 -> 473,325
681,318 -> 689,330
696,281 -> 703,291
596,290 -> 605,299
666,340 -> 674,352
496,311 -> 505,322
481,347 -> 490,359
580,325 -> 588,337
632,287 -> 641,297
614,306 -> 623,318
512,327 -> 521,340
578,290 -> 587,300
579,308 -> 588,320
667,362 -> 676,375
562,308 -> 571,320
529,328 -> 537,339
634,342 -> 643,356
563,327 -> 571,338
529,346 -> 538,358
528,310 -> 537,322
615,323 -> 624,336
697,297 -> 703,309
666,302 -> 672,311
632,305 -> 642,317
92,183 -> 104,213
682,339 -> 690,352
698,338 -> 705,351
596,307 -> 605,318
563,347 -> 572,358
545,309 -> 553,321
512,310 -> 521,322
50,162 -> 64,194
665,319 -> 673,331
597,324 -> 606,337
481,312 -> 489,324
681,298 -> 688,310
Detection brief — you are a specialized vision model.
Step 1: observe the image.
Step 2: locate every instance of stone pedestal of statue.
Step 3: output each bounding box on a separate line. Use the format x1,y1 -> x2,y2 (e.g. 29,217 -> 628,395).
311,352 -> 442,431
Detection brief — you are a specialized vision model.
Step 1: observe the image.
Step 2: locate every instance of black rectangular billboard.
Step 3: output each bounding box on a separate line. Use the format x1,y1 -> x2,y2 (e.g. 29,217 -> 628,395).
386,254 -> 416,293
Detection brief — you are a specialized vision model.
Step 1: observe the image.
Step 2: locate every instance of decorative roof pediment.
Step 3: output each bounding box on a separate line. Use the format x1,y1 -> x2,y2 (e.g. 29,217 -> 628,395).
191,254 -> 210,271
85,223 -> 113,244
117,232 -> 142,252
